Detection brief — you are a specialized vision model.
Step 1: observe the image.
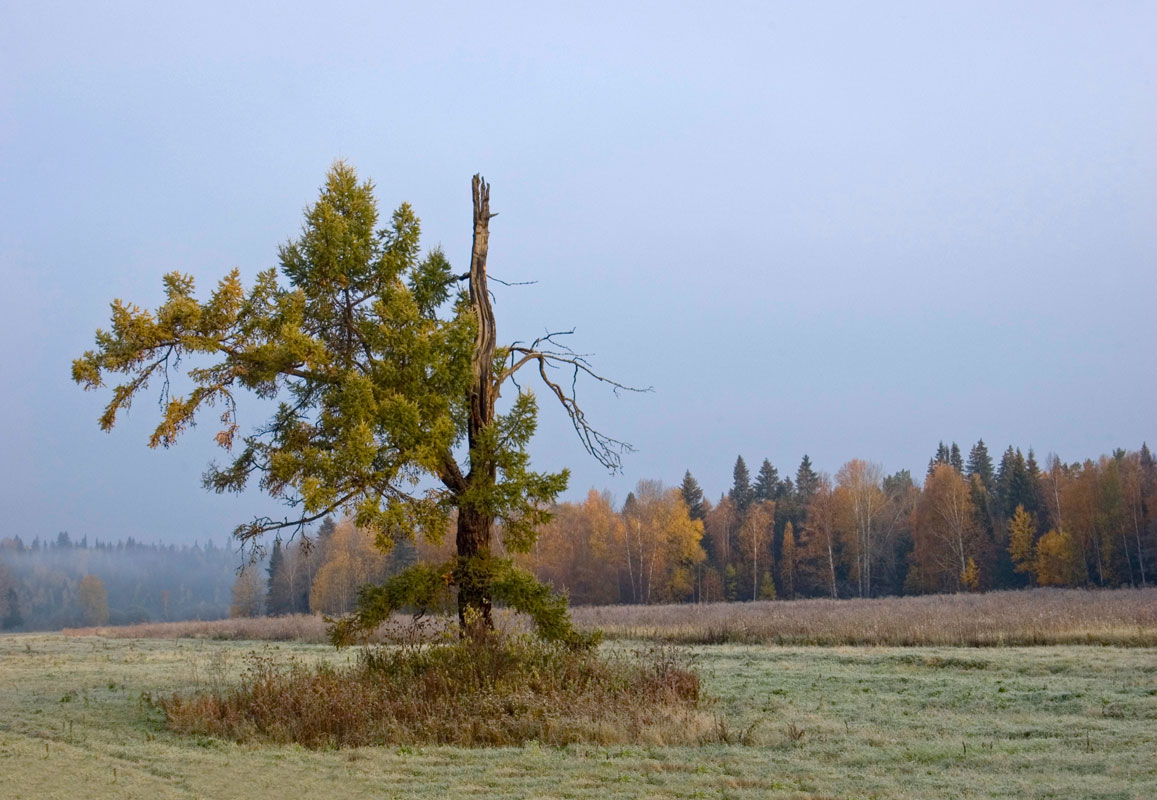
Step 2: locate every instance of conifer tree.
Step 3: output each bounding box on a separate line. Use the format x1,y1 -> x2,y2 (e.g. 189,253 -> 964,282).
265,539 -> 293,615
966,439 -> 995,491
74,165 -> 634,642
753,459 -> 779,503
2,587 -> 22,630
680,471 -> 706,521
950,442 -> 964,473
730,456 -> 754,513
795,455 -> 819,506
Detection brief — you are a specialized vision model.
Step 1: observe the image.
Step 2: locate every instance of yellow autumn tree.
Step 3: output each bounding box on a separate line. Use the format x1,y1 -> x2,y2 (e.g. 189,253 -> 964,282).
77,575 -> 109,626
911,463 -> 981,592
522,490 -> 623,605
961,557 -> 980,591
309,519 -> 392,614
620,482 -> 705,604
739,501 -> 774,601
229,569 -> 263,618
779,521 -> 796,599
1007,505 -> 1037,580
1034,529 -> 1083,587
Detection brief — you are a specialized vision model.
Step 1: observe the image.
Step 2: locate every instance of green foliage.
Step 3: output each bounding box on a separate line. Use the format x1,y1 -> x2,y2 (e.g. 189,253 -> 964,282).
332,557 -> 596,649
753,459 -> 778,503
679,470 -> 706,521
730,456 -> 753,512
73,163 -> 487,544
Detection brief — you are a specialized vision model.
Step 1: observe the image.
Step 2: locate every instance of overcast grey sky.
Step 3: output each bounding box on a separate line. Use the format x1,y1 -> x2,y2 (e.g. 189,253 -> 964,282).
1,1 -> 1154,545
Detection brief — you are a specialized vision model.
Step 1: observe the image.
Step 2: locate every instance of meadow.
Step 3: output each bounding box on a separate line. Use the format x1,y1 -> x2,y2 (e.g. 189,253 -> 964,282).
3,592 -> 1156,799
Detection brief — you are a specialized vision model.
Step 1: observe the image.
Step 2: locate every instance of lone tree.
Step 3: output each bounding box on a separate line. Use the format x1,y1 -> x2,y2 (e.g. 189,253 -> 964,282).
74,164 -> 637,642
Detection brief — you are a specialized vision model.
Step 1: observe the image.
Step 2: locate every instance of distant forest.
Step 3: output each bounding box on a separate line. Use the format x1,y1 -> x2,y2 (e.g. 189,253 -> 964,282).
2,441 -> 1153,631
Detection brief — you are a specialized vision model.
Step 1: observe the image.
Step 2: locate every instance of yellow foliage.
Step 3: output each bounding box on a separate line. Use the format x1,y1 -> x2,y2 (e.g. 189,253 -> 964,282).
1007,505 -> 1037,576
961,558 -> 980,592
1034,530 -> 1082,587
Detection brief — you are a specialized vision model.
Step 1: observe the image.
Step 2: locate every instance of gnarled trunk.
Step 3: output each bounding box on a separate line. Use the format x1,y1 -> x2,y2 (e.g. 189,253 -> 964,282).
457,174 -> 498,633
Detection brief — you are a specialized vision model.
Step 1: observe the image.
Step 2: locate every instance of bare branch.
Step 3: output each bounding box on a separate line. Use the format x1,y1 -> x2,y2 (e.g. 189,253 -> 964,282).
494,345 -> 650,473
490,276 -> 538,287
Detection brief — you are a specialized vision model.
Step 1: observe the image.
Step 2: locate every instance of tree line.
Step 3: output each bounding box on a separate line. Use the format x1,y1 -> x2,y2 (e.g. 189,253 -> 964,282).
519,441 -> 1156,604
0,534 -> 237,630
4,440 -> 1153,631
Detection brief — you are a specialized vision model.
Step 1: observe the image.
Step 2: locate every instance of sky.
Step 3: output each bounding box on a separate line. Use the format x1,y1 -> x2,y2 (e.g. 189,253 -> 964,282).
1,1 -> 1154,546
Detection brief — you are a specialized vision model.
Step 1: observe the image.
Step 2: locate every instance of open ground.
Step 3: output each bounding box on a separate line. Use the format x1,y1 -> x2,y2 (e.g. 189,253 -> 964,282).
2,621 -> 1154,799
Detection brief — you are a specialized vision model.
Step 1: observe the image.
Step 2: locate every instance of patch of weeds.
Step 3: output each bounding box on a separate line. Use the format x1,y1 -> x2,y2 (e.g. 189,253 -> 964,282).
161,632 -> 721,748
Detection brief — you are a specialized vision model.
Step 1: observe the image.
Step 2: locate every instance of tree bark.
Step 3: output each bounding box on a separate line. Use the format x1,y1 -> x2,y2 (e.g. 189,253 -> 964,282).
457,174 -> 498,633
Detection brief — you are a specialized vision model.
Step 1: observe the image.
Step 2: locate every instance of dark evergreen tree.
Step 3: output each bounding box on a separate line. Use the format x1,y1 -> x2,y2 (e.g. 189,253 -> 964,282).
753,459 -> 779,503
317,516 -> 336,541
928,441 -> 952,477
680,471 -> 706,521
2,587 -> 22,630
950,442 -> 964,473
883,469 -> 914,495
622,492 -> 639,517
265,539 -> 293,615
966,439 -> 995,491
995,446 -> 1037,519
795,455 -> 820,506
1141,442 -> 1155,480
775,476 -> 794,501
730,456 -> 753,512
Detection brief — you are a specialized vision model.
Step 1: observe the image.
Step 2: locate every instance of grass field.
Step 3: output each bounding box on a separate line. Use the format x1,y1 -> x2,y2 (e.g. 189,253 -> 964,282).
2,633 -> 1154,799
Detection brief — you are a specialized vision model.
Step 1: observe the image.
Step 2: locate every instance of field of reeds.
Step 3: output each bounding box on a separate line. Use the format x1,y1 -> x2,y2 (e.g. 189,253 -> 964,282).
574,587 -> 1157,646
66,587 -> 1157,647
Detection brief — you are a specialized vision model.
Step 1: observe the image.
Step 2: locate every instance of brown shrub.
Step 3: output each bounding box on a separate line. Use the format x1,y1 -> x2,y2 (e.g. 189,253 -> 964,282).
160,634 -> 712,748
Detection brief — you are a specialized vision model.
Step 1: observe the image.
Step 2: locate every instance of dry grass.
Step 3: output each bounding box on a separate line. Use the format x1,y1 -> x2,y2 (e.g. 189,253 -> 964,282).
161,634 -> 711,748
64,613 -> 449,643
66,614 -> 334,642
572,587 -> 1157,647
67,587 -> 1157,647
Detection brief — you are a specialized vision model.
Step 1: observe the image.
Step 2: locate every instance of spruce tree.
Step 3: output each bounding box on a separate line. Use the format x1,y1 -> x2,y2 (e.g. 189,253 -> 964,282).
966,439 -> 995,491
950,442 -> 964,473
753,459 -> 779,503
680,471 -> 706,521
265,539 -> 293,615
730,456 -> 753,512
795,455 -> 819,506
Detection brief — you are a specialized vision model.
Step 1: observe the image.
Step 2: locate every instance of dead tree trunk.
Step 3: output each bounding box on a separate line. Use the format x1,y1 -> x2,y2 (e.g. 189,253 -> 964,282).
456,174 -> 498,632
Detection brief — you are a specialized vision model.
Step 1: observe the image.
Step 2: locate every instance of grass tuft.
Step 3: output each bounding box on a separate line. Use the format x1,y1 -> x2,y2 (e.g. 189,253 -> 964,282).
161,633 -> 715,748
